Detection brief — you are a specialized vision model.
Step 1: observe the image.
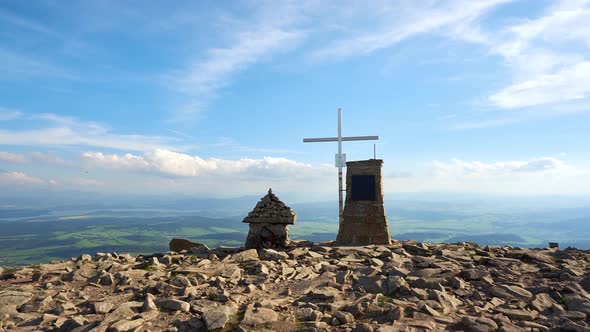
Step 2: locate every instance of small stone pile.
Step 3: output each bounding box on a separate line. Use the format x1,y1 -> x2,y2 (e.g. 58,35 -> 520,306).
243,189 -> 296,249
244,188 -> 295,221
1,241 -> 589,331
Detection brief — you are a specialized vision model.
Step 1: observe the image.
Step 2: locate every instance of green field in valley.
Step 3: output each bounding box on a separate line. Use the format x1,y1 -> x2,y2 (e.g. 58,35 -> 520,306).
1,200 -> 589,266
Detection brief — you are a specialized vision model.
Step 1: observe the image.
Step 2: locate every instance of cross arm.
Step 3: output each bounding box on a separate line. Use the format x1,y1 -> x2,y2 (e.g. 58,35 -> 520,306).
303,135 -> 379,143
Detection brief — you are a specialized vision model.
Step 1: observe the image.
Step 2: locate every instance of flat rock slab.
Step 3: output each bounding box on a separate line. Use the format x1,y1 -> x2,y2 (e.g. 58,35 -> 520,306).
156,299 -> 190,312
93,302 -> 114,314
530,293 -> 556,312
203,305 -> 234,331
0,290 -> 33,315
241,307 -> 278,327
564,294 -> 590,315
486,284 -> 532,301
109,318 -> 144,332
495,307 -> 537,321
230,249 -> 259,262
93,302 -> 139,332
460,316 -> 498,332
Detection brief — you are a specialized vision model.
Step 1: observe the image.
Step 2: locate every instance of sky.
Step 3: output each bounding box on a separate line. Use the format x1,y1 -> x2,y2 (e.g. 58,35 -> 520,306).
1,0 -> 590,200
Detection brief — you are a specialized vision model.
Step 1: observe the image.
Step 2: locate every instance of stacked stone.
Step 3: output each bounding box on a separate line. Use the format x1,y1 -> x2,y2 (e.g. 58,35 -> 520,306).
245,189 -> 294,220
243,189 -> 296,249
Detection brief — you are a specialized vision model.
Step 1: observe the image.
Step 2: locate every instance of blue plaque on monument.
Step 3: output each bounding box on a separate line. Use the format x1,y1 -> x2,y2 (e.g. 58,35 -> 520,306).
351,175 -> 375,201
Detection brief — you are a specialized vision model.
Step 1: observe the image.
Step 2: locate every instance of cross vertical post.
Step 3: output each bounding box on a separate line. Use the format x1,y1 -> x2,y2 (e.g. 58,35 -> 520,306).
303,109 -> 378,227
337,108 -> 343,225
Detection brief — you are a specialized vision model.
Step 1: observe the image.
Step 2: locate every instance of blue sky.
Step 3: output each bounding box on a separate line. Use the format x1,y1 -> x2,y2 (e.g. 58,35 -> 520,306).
1,0 -> 590,199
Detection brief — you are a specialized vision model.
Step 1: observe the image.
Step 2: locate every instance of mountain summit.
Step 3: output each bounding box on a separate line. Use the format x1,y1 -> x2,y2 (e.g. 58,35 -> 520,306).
0,240 -> 589,331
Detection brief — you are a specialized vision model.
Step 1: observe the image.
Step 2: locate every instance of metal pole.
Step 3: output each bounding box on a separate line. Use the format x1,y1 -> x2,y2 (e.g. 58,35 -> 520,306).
337,108 -> 343,226
303,135 -> 379,142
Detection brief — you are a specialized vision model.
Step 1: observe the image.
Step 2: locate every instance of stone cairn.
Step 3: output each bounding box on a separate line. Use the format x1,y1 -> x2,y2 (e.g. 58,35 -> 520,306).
242,188 -> 296,249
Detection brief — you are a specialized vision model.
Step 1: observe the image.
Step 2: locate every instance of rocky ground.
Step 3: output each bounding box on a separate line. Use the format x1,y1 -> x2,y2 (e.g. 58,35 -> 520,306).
1,240 -> 590,332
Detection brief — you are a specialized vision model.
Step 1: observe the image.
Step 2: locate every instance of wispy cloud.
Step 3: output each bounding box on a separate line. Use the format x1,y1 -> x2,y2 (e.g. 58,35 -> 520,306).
485,3 -> 590,110
429,157 -> 570,176
0,151 -> 68,165
0,152 -> 27,164
310,0 -> 514,60
0,171 -> 51,185
168,4 -> 306,122
0,112 -> 184,152
411,156 -> 590,194
419,0 -> 590,128
489,61 -> 590,109
380,156 -> 590,195
0,8 -> 60,37
0,48 -> 76,80
0,170 -> 104,189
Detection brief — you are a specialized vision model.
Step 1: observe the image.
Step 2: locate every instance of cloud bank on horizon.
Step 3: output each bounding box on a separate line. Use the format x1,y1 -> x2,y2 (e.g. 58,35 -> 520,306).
1,0 -> 590,198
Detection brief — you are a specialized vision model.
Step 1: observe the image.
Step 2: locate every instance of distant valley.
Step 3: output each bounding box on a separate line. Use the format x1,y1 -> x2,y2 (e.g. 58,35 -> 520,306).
0,194 -> 589,265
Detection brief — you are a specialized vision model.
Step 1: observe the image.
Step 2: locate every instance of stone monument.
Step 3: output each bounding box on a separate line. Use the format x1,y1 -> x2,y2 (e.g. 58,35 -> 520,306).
243,189 -> 296,249
336,159 -> 391,245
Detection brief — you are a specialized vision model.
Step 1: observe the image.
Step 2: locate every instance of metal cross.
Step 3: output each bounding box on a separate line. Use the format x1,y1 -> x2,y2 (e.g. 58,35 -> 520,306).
303,108 -> 379,226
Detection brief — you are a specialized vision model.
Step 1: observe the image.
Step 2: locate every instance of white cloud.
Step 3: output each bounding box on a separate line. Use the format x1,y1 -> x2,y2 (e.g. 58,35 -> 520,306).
486,2 -> 590,110
381,157 -> 590,195
429,157 -> 569,176
0,171 -> 47,185
81,151 -> 151,171
28,151 -> 68,165
82,149 -> 331,179
77,148 -> 337,196
0,151 -> 68,165
175,29 -> 303,97
0,151 -> 27,163
304,0 -> 590,128
311,0 -> 514,60
169,4 -> 306,121
0,112 -> 183,152
489,60 -> 590,110
0,169 -> 103,189
489,61 -> 590,108
2,149 -> 588,196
